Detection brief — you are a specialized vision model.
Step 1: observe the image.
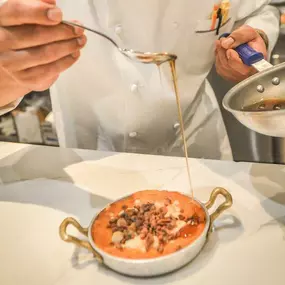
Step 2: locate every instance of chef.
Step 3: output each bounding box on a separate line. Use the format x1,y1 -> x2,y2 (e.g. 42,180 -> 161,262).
0,0 -> 280,160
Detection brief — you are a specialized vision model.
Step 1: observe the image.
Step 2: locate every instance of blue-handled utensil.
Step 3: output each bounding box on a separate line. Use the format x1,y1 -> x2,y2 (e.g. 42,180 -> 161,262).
219,33 -> 273,72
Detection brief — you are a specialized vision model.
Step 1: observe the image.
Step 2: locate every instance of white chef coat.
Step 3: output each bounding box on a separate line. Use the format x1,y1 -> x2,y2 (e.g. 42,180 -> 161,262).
0,0 -> 279,160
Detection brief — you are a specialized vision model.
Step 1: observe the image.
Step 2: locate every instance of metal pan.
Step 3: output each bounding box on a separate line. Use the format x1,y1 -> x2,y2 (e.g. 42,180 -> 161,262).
221,33 -> 285,137
59,188 -> 232,277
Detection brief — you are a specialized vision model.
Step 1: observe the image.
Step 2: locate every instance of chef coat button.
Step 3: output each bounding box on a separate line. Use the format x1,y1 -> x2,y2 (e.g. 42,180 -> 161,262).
129,132 -> 137,138
130,83 -> 138,93
173,122 -> 180,129
114,25 -> 123,35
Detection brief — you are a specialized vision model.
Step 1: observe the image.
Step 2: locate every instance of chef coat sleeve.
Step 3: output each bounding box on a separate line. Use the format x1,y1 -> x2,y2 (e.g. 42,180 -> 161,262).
0,97 -> 23,116
234,0 -> 280,55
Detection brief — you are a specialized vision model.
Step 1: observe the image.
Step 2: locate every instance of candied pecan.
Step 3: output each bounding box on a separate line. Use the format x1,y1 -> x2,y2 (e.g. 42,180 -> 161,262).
134,204 -> 140,210
140,233 -> 147,239
135,219 -> 143,228
109,217 -> 117,223
167,223 -> 175,230
126,208 -> 137,216
129,222 -> 137,232
112,227 -> 119,233
164,198 -> 172,206
141,227 -> 148,234
179,214 -> 185,220
158,218 -> 171,225
145,233 -> 154,251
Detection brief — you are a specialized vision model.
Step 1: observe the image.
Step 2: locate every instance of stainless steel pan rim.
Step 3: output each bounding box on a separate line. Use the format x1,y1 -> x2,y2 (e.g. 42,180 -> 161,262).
223,61 -> 285,113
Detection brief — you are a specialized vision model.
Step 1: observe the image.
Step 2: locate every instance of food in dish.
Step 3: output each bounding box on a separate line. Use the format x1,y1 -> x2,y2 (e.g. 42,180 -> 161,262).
92,190 -> 206,259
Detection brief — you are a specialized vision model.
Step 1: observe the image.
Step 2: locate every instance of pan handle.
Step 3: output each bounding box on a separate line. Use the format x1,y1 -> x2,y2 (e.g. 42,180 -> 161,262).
59,217 -> 103,264
219,32 -> 264,66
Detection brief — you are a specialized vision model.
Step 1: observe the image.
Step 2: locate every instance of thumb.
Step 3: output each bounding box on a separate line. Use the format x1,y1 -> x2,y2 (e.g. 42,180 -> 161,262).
0,0 -> 62,26
221,25 -> 259,49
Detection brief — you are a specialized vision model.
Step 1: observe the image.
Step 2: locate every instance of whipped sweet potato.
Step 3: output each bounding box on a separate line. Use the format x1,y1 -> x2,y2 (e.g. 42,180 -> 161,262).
92,190 -> 206,259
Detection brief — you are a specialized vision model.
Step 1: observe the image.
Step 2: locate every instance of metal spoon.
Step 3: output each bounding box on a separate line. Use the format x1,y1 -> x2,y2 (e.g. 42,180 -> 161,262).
62,20 -> 177,65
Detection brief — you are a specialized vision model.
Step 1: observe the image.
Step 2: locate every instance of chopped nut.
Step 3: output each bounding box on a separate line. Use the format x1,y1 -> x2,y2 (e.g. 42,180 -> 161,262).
145,233 -> 154,251
122,205 -> 128,210
109,217 -> 117,223
140,233 -> 147,239
129,222 -> 137,231
167,223 -> 175,230
135,219 -> 143,228
141,227 -> 148,234
117,218 -> 127,227
179,214 -> 185,220
112,231 -> 124,244
164,198 -> 172,206
126,208 -> 137,216
158,218 -> 171,225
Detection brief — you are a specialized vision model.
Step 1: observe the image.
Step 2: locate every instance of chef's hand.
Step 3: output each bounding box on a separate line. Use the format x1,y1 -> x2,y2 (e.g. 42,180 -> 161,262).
215,25 -> 267,82
0,0 -> 87,108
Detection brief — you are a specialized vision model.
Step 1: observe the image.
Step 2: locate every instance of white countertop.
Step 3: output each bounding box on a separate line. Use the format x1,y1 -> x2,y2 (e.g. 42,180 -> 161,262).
0,142 -> 284,285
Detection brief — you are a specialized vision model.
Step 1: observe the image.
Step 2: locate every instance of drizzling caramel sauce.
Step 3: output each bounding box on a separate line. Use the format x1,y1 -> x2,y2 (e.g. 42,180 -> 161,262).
169,60 -> 194,199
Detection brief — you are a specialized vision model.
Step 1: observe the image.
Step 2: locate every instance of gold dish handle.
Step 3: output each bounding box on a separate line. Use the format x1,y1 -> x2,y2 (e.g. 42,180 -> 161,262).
205,187 -> 233,231
59,217 -> 103,263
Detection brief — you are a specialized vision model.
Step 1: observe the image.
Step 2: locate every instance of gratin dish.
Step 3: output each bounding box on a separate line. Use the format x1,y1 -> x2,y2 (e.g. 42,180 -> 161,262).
59,187 -> 232,277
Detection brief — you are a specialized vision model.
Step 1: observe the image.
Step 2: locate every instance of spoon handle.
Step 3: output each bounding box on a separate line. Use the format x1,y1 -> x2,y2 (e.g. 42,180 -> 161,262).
62,20 -> 119,48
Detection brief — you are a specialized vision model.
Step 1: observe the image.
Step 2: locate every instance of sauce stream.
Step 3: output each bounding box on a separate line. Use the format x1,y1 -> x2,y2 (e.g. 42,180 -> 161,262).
169,60 -> 194,199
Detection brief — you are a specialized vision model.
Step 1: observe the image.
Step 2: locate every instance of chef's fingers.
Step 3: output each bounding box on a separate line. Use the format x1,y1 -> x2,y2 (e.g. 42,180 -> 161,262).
216,46 -> 229,69
226,49 -> 256,76
0,22 -> 84,53
215,50 -> 243,82
221,25 -> 259,49
0,35 -> 86,72
14,52 -> 81,91
0,0 -> 62,27
215,52 -> 234,81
